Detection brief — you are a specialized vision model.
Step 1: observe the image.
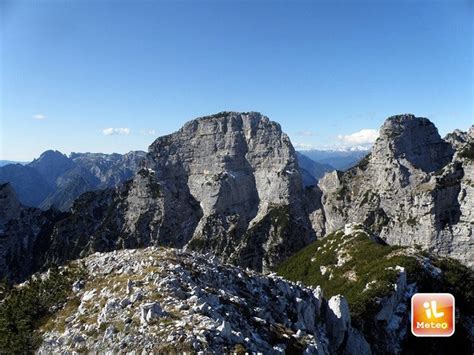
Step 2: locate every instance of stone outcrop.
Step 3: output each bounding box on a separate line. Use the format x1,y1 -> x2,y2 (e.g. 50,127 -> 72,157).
319,114 -> 473,266
38,247 -> 369,354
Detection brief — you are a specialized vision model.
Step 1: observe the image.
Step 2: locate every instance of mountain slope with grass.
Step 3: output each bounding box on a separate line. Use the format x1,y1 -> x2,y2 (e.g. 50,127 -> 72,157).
277,224 -> 474,354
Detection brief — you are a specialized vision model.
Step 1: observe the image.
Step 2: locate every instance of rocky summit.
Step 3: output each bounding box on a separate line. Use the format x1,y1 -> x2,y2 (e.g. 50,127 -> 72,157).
37,247 -> 369,354
319,114 -> 473,266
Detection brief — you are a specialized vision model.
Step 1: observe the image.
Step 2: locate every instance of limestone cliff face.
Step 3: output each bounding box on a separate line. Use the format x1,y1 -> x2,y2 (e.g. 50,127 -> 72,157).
319,114 -> 473,266
145,112 -> 314,271
42,112 -> 317,273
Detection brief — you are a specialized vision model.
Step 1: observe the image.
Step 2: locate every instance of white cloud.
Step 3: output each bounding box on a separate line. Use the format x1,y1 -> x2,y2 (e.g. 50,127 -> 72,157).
337,129 -> 379,145
102,127 -> 131,136
33,114 -> 46,120
295,130 -> 317,137
140,129 -> 156,136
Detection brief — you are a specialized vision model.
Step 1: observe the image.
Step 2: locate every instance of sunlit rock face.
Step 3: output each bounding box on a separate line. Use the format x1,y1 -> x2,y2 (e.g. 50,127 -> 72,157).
319,114 -> 473,266
36,112 -> 317,273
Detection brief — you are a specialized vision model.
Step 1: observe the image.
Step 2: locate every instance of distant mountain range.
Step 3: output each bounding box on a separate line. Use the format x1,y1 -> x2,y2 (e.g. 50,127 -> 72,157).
295,151 -> 334,186
0,150 -> 146,211
296,149 -> 369,170
0,160 -> 28,167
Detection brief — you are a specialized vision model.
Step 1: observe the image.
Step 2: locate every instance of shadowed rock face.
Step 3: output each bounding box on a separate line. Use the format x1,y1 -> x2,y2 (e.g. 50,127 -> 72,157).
319,114 -> 473,266
0,183 -> 65,280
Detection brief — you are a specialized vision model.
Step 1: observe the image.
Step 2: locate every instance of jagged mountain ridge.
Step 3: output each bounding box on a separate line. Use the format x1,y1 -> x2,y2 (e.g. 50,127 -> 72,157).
0,112 -> 472,284
0,111 -> 473,354
0,150 -> 146,211
318,114 -> 473,266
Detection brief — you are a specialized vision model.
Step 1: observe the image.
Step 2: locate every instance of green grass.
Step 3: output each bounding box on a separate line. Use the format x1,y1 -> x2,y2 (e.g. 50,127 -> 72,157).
277,229 -> 420,329
277,227 -> 474,352
459,142 -> 474,160
356,153 -> 371,170
0,264 -> 86,353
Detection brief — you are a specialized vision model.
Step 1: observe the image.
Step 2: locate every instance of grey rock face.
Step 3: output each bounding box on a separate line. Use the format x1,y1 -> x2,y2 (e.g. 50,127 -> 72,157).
41,112 -> 317,273
319,114 -> 473,266
146,112 -> 320,271
325,295 -> 351,350
373,115 -> 453,174
325,295 -> 371,354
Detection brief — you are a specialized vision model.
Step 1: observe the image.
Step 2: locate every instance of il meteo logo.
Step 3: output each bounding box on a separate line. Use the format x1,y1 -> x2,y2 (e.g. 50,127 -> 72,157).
411,293 -> 455,337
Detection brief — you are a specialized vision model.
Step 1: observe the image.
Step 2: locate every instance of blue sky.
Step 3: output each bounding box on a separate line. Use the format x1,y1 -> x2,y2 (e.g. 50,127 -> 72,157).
1,0 -> 472,160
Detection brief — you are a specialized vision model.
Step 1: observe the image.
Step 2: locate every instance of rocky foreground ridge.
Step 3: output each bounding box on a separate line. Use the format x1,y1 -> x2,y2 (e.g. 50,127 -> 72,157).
1,225 -> 471,354
36,247 -> 368,354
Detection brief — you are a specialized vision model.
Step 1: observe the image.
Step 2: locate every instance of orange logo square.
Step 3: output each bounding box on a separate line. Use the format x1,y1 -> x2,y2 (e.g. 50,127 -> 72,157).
411,293 -> 455,337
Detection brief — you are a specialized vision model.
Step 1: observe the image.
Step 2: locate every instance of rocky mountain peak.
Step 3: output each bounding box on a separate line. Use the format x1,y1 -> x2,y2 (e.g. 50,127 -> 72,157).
445,126 -> 473,151
32,150 -> 73,169
319,114 -> 472,266
29,149 -> 75,185
372,114 -> 454,173
138,111 -> 311,271
145,111 -> 302,218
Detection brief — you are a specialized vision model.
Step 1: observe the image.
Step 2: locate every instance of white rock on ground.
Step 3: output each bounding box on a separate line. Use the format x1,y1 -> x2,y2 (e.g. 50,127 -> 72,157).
37,247 -> 371,354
